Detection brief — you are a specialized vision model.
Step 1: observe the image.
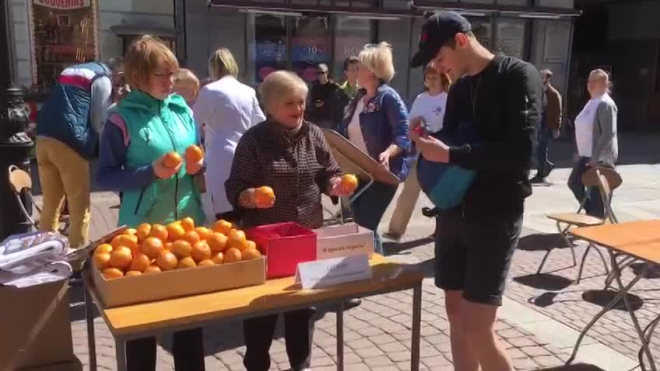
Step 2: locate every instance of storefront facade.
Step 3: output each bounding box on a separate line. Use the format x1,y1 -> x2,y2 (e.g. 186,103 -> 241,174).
188,0 -> 578,103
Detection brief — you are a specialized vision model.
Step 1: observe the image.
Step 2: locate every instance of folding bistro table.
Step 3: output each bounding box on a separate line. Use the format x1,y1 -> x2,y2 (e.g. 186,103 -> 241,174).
322,129 -> 401,224
567,220 -> 660,370
84,254 -> 424,371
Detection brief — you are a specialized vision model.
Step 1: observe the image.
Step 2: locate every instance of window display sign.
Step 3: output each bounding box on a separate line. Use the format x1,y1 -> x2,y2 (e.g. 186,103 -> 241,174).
29,0 -> 99,95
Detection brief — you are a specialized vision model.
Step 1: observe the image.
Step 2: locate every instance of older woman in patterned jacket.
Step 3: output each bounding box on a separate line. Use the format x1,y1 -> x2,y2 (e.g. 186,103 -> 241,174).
225,70 -> 352,371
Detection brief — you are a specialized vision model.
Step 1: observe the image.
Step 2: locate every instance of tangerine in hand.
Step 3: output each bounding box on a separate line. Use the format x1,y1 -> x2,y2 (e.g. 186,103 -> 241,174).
163,152 -> 183,169
254,186 -> 275,208
185,145 -> 204,163
340,174 -> 358,194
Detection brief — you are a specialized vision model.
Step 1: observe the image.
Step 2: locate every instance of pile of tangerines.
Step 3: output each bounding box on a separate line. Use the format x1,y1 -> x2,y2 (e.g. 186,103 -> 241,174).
94,218 -> 262,280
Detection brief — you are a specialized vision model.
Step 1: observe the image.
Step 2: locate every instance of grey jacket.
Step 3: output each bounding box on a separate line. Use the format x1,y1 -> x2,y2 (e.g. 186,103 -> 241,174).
591,96 -> 618,166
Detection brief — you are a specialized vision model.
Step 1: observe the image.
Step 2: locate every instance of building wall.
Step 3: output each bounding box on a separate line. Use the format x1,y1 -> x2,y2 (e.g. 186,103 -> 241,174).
8,0 -> 174,88
529,20 -> 573,97
608,1 -> 660,41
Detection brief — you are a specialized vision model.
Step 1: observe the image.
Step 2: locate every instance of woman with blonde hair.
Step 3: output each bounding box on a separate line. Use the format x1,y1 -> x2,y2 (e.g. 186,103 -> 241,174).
193,47 -> 265,220
385,63 -> 451,240
335,42 -> 413,254
569,68 -> 618,217
226,70 -> 351,371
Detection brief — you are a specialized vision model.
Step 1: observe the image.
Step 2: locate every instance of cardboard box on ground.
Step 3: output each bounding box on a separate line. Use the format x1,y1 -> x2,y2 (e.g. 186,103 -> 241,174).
0,280 -> 81,371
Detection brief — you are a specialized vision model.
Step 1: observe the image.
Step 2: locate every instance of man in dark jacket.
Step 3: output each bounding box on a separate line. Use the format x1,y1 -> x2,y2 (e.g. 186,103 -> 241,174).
305,63 -> 347,129
410,11 -> 542,371
531,68 -> 563,183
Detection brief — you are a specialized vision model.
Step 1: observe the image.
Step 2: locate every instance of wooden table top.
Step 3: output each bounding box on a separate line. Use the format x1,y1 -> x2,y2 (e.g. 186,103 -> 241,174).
571,220 -> 660,264
90,254 -> 424,336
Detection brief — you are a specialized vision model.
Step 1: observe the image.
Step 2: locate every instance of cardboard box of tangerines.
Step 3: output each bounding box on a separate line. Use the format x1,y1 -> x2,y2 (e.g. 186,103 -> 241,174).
90,218 -> 266,307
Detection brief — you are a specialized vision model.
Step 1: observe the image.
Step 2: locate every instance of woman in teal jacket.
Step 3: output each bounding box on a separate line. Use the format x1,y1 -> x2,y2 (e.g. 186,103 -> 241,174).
97,35 -> 206,371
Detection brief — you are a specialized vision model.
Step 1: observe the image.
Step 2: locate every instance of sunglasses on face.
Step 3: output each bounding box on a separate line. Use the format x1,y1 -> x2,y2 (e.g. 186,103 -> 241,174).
317,71 -> 328,76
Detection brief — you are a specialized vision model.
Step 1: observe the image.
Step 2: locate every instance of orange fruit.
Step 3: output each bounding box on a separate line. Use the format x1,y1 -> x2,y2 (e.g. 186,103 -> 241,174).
213,219 -> 233,235
207,232 -> 228,253
136,223 -> 152,242
156,250 -> 178,271
254,186 -> 275,207
182,230 -> 201,245
180,217 -> 195,232
340,174 -> 358,194
211,252 -> 224,265
191,241 -> 212,262
246,240 -> 257,251
224,247 -> 242,263
95,244 -> 113,255
164,242 -> 173,251
185,145 -> 204,163
102,268 -> 124,280
123,228 -> 137,236
144,265 -> 162,274
149,224 -> 169,243
141,237 -> 165,259
228,229 -> 247,250
125,270 -> 142,277
167,222 -> 186,242
195,227 -> 212,241
109,247 -> 133,269
177,256 -> 197,269
198,259 -> 215,267
93,252 -> 111,270
242,248 -> 262,261
111,234 -> 138,251
171,240 -> 192,259
129,253 -> 151,272
163,152 -> 183,168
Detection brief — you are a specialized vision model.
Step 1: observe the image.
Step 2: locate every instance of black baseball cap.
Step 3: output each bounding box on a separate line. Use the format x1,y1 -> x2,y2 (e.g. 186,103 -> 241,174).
411,11 -> 472,68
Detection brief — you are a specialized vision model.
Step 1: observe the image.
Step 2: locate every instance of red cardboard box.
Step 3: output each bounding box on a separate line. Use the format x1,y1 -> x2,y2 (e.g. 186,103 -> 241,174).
246,223 -> 317,279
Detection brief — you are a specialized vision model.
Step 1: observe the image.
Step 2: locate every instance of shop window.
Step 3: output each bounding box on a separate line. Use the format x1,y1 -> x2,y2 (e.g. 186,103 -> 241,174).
249,14 -> 288,84
496,18 -> 526,60
496,0 -> 529,5
333,17 -> 374,81
291,16 -> 331,84
467,17 -> 492,50
28,0 -> 99,95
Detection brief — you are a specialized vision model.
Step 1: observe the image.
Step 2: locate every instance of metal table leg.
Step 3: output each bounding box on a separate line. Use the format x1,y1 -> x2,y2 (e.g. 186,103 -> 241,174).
84,284 -> 97,371
411,284 -> 422,371
337,301 -> 344,371
567,251 -> 648,365
115,337 -> 127,371
640,314 -> 660,371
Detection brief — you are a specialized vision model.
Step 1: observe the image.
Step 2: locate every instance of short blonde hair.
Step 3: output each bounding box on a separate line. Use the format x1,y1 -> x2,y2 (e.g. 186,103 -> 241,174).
359,42 -> 395,83
590,68 -> 612,93
174,68 -> 200,90
258,71 -> 308,114
124,35 -> 179,88
208,48 -> 239,80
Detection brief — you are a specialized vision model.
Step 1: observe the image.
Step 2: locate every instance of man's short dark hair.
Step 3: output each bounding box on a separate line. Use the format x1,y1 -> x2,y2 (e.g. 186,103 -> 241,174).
443,31 -> 475,49
343,56 -> 360,71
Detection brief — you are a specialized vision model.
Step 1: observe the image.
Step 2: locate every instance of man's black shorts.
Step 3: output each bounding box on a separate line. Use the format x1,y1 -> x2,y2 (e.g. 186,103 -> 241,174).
435,210 -> 523,306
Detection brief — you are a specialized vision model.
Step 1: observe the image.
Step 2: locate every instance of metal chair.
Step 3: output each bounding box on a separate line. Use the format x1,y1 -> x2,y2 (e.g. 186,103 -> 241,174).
7,165 -> 70,236
540,167 -> 622,283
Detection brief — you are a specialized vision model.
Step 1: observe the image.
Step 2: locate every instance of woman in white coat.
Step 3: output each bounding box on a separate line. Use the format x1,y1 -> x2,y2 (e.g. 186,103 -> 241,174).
193,48 -> 266,220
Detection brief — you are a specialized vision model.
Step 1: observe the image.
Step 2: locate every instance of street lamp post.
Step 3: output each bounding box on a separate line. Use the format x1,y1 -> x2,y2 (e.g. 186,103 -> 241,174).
0,85 -> 34,240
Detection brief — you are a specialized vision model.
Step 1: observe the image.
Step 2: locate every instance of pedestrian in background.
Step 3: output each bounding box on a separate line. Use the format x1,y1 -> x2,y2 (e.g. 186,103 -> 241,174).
569,68 -> 618,217
225,70 -> 351,371
385,63 -> 451,240
36,60 -> 115,250
531,68 -> 562,184
305,63 -> 347,129
193,48 -> 265,221
340,56 -> 360,101
173,68 -> 200,107
97,35 -> 206,371
336,42 -> 412,255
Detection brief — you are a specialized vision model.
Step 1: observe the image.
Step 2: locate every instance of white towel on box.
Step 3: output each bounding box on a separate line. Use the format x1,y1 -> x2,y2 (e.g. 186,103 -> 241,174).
0,232 -> 71,286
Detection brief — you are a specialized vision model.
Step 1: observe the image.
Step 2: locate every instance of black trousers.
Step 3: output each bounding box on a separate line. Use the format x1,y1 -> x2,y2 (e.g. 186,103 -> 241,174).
125,328 -> 205,371
243,308 -> 316,371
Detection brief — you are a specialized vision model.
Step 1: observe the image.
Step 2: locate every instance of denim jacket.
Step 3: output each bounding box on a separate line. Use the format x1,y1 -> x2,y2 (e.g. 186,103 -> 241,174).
335,84 -> 413,181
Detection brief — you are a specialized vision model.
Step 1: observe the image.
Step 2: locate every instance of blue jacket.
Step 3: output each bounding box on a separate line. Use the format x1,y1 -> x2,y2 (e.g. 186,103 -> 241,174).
36,62 -> 110,158
336,84 -> 413,181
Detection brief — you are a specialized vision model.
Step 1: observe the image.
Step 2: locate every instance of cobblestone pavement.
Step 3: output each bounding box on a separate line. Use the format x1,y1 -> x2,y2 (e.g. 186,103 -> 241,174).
51,134 -> 660,370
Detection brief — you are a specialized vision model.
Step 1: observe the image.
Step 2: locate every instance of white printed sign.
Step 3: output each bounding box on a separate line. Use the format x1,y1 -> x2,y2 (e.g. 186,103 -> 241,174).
314,223 -> 374,260
34,0 -> 91,10
295,255 -> 371,290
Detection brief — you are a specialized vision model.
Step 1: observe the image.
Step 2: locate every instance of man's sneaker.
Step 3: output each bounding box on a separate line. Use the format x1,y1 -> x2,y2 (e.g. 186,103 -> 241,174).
545,163 -> 555,178
422,207 -> 438,218
530,175 -> 548,184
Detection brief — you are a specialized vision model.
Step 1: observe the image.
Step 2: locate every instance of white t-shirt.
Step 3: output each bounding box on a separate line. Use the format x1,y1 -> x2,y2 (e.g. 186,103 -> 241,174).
347,99 -> 368,154
574,94 -> 606,157
410,91 -> 448,133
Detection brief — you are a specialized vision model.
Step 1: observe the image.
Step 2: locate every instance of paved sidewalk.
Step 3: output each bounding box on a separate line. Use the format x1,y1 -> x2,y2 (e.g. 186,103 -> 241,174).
52,134 -> 660,370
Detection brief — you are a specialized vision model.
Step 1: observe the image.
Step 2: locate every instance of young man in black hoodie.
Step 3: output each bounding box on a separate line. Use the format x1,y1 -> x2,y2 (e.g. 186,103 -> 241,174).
410,11 -> 542,371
